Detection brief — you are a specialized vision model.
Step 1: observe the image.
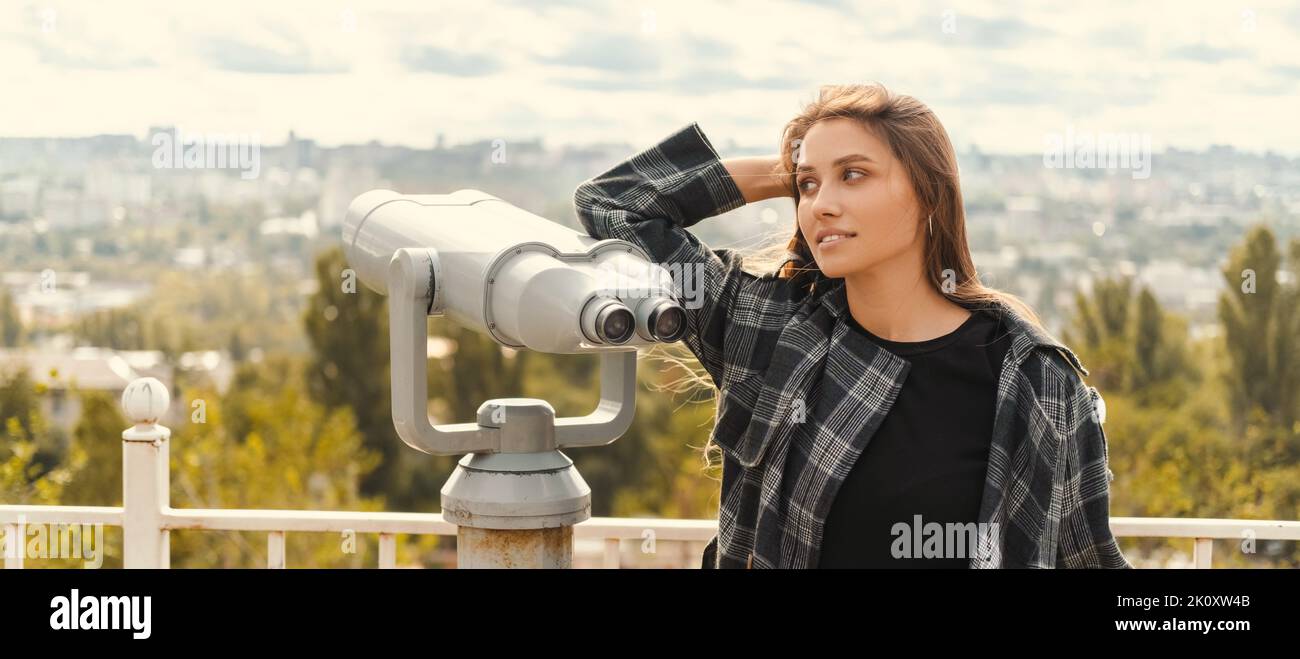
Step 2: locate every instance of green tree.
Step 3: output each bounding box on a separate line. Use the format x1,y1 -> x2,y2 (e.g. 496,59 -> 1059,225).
1065,276 -> 1193,403
1064,276 -> 1135,391
0,289 -> 22,347
1,418 -> 83,506
302,247 -> 410,504
1071,227 -> 1300,567
0,367 -> 42,438
167,358 -> 388,568
61,390 -> 128,506
0,369 -> 84,507
1218,225 -> 1300,428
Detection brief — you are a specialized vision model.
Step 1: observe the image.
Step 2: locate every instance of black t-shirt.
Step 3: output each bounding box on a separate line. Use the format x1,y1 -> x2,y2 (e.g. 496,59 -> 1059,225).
816,307 -> 1011,568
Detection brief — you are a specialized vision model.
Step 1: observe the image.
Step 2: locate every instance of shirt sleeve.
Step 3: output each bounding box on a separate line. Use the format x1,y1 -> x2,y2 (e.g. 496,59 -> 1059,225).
1056,381 -> 1134,568
572,122 -> 751,387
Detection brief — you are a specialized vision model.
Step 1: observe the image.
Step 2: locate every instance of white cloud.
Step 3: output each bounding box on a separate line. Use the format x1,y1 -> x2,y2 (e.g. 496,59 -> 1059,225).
0,0 -> 1296,153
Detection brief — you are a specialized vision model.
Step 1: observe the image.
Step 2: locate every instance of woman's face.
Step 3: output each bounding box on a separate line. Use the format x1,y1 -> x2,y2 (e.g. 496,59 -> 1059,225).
794,117 -> 923,279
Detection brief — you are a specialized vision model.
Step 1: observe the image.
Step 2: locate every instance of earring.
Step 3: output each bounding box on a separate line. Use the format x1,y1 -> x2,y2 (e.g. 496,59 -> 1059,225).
928,214 -> 933,237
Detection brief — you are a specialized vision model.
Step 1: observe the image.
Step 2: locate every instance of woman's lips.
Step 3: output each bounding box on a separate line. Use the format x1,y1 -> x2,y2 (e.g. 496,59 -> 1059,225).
818,234 -> 856,251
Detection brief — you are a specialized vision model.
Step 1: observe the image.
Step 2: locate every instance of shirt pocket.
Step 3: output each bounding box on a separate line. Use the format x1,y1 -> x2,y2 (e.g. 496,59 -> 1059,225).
711,374 -> 776,468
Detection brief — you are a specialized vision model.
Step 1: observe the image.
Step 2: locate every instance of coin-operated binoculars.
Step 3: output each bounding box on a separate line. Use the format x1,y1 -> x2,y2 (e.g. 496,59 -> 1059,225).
343,189 -> 687,568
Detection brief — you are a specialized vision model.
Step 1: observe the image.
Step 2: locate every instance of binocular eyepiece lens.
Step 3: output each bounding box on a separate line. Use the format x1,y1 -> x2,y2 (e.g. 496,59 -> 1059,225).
584,297 -> 687,345
650,304 -> 687,343
595,304 -> 635,344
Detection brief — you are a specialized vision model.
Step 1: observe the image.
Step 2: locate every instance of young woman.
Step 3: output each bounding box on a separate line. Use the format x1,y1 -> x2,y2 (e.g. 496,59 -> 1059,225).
574,83 -> 1131,569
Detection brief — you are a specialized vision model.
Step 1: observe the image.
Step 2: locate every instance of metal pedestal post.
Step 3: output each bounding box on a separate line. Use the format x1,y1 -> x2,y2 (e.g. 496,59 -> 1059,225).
440,399 -> 592,568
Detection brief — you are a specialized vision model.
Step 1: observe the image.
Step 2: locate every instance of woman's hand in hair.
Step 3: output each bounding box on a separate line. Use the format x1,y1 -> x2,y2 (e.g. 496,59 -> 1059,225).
722,155 -> 792,204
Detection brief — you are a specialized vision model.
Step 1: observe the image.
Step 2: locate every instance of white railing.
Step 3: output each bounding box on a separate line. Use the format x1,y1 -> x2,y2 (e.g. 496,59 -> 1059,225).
0,505 -> 718,569
2,378 -> 1297,568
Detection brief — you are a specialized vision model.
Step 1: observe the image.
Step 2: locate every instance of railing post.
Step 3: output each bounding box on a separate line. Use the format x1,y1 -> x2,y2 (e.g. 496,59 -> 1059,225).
121,377 -> 172,569
267,532 -> 286,568
1192,538 -> 1213,569
4,522 -> 22,569
378,533 -> 397,569
603,538 -> 621,569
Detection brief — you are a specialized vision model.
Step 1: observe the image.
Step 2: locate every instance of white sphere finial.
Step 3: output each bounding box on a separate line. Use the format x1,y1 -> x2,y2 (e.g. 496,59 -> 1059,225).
122,377 -> 170,425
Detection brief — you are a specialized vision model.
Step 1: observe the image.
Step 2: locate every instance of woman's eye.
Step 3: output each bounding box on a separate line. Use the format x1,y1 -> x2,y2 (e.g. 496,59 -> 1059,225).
798,169 -> 864,194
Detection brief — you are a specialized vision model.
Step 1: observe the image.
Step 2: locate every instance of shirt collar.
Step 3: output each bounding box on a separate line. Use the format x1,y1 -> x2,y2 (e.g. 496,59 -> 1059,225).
812,277 -> 1089,377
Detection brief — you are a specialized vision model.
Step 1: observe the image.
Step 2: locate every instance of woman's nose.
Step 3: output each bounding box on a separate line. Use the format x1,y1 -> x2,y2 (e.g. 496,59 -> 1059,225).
811,187 -> 841,218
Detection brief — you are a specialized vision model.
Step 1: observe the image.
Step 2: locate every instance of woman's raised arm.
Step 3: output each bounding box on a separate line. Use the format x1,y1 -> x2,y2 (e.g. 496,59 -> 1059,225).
721,155 -> 791,204
572,122 -> 757,388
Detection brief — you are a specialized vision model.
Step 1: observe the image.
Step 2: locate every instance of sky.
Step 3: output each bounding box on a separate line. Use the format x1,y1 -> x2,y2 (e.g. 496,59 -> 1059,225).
2,0 -> 1298,154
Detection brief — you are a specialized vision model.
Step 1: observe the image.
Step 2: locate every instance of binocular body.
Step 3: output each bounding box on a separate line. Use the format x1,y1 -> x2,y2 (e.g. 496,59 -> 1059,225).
343,189 -> 687,354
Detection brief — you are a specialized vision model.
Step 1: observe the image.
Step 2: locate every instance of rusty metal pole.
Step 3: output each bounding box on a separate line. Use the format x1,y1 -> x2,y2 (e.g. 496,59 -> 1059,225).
456,527 -> 573,569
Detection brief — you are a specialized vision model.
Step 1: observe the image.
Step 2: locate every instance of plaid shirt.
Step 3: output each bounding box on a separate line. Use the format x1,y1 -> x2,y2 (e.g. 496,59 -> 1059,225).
573,122 -> 1132,569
